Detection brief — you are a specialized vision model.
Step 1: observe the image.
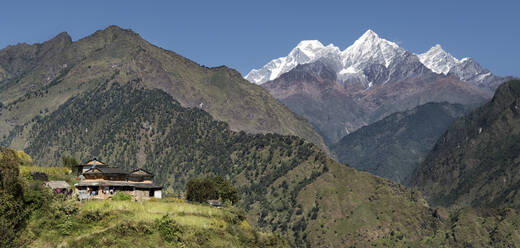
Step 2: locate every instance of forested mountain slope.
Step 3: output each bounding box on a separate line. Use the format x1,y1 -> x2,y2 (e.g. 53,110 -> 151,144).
410,80 -> 520,209
10,80 -> 520,247
331,102 -> 469,183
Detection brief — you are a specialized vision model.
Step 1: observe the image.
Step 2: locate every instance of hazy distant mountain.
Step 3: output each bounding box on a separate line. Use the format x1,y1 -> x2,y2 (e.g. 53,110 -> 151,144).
0,25 -> 326,151
248,30 -> 505,144
410,79 -> 520,209
331,102 -> 469,183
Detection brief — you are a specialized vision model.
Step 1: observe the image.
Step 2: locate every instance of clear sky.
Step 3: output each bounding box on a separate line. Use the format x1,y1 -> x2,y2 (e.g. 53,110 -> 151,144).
0,0 -> 518,77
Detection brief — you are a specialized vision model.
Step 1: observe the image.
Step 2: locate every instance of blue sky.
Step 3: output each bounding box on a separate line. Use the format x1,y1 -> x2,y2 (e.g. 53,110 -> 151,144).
1,0 -> 518,76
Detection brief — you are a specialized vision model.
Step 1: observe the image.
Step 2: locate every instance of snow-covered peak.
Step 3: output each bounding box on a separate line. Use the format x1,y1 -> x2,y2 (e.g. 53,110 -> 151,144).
417,44 -> 467,74
245,30 -> 497,90
246,30 -> 407,84
245,40 -> 341,84
342,30 -> 404,69
294,40 -> 325,52
288,40 -> 326,62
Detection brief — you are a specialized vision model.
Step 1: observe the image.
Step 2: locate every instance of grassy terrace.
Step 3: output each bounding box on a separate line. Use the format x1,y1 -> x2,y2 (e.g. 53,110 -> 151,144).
22,199 -> 287,248
81,200 -> 229,228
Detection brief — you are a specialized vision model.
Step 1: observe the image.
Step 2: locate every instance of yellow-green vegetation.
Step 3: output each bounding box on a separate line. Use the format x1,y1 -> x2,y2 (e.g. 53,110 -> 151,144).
19,165 -> 71,179
20,199 -> 287,248
0,150 -> 286,248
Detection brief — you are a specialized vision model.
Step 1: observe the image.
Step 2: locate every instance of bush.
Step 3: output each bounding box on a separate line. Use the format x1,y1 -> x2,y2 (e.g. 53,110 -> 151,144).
154,215 -> 182,243
112,192 -> 132,201
115,220 -> 153,235
186,176 -> 238,204
81,209 -> 108,223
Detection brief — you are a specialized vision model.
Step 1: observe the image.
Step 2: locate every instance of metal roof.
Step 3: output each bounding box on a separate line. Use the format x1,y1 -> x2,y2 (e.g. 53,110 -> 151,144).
76,180 -> 162,189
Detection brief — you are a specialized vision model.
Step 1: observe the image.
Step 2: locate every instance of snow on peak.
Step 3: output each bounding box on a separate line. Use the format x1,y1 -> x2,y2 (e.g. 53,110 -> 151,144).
245,29 -> 491,87
295,40 -> 324,50
246,29 -> 408,84
418,44 -> 462,74
342,29 -> 404,68
245,40 -> 341,84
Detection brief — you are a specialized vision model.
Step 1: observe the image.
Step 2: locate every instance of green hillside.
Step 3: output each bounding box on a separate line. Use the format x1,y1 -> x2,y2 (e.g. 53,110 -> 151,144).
1,81 -> 518,247
0,153 -> 286,247
410,80 -> 520,209
0,25 -> 326,153
331,102 -> 469,183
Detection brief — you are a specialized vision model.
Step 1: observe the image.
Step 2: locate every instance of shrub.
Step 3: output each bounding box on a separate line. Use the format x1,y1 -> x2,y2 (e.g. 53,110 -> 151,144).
115,220 -> 153,235
81,209 -> 108,223
112,192 -> 132,201
58,215 -> 74,235
154,215 -> 182,243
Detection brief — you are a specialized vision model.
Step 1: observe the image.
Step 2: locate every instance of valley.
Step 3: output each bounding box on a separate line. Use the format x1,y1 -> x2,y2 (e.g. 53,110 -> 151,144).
0,24 -> 519,248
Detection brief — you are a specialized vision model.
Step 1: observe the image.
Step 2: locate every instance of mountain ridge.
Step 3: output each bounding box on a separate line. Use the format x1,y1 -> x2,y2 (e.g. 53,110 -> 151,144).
0,25 -> 327,152
261,60 -> 489,144
246,30 -> 509,92
248,29 -> 506,144
410,79 -> 520,209
331,102 -> 470,183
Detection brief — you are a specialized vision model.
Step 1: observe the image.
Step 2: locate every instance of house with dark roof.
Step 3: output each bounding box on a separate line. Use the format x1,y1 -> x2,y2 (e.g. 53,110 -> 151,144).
74,158 -> 108,176
74,159 -> 162,200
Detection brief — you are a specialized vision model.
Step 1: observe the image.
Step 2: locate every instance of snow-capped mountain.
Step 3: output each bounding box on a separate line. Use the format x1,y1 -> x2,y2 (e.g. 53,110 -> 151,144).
245,40 -> 341,84
417,44 -> 464,75
417,44 -> 506,91
246,29 -> 407,85
246,30 -> 506,92
340,30 -> 405,72
252,29 -> 508,145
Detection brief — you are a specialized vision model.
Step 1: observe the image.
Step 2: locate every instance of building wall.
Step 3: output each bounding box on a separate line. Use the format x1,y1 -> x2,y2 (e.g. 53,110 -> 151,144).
154,190 -> 162,199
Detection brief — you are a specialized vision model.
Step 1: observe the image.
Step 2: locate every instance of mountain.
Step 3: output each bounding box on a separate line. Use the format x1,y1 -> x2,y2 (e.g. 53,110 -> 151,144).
410,80 -> 520,209
0,25 -> 326,152
8,81 -> 520,247
247,30 -> 509,144
246,30 -> 508,91
331,102 -> 469,183
262,60 -> 488,144
418,44 -> 512,92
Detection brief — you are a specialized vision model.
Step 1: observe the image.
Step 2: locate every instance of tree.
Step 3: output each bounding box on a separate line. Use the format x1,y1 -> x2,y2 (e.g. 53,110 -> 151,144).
0,147 -> 26,247
212,176 -> 238,204
185,176 -> 238,204
186,177 -> 217,203
61,155 -> 78,169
